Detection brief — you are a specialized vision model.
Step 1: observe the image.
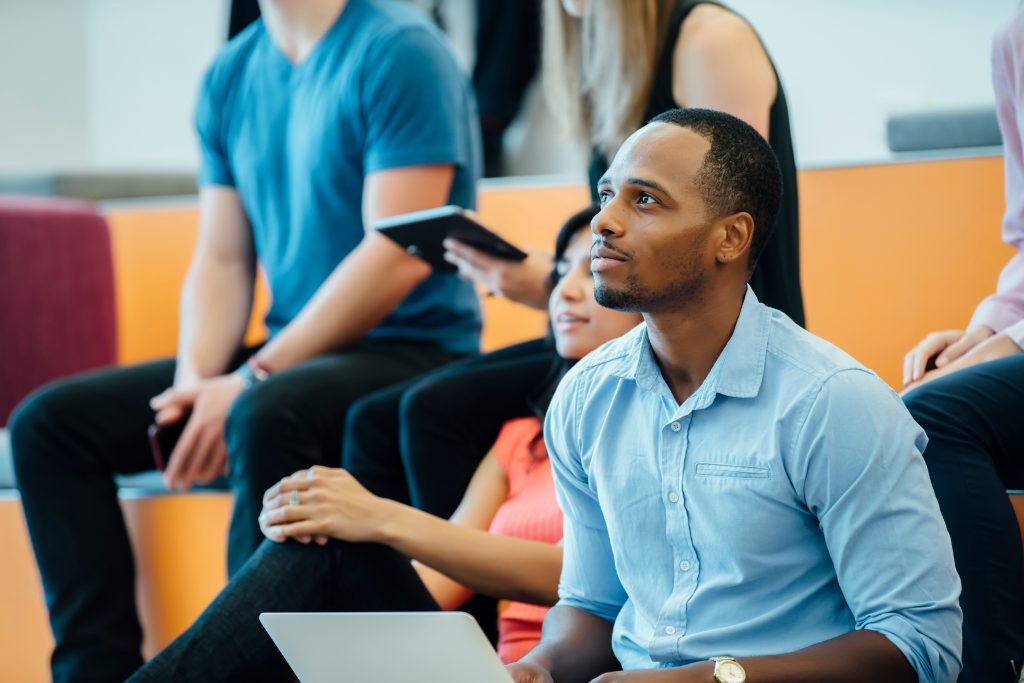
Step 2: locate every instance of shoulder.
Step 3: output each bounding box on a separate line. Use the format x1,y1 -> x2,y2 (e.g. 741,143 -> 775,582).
765,310 -> 869,384
676,4 -> 763,62
671,3 -> 775,104
357,1 -> 456,71
201,20 -> 264,98
765,311 -> 909,427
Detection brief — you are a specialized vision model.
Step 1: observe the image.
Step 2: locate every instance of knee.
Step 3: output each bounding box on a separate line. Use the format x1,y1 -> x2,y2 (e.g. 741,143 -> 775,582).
398,374 -> 452,431
9,381 -> 77,483
224,383 -> 297,476
903,381 -> 959,435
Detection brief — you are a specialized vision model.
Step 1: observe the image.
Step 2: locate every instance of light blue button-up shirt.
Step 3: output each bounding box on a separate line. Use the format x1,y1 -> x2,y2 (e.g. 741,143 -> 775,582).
545,289 -> 962,683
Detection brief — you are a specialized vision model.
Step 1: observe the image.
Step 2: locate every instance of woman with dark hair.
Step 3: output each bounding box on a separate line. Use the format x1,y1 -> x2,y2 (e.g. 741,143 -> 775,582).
127,210 -> 642,681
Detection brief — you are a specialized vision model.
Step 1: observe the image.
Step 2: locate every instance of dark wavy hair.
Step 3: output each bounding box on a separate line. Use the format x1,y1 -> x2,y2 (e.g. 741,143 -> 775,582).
526,203 -> 601,458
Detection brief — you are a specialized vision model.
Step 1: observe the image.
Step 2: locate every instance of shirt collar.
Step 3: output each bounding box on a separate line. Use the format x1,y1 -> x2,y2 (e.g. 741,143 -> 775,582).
612,286 -> 771,403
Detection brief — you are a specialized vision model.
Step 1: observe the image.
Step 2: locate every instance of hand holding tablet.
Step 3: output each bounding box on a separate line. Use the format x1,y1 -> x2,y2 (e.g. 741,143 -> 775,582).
374,205 -> 527,274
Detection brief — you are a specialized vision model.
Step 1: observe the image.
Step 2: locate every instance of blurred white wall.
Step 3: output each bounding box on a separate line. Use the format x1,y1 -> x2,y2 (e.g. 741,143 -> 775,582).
0,0 -> 93,173
0,0 -> 1018,176
85,0 -> 229,171
729,0 -> 1019,168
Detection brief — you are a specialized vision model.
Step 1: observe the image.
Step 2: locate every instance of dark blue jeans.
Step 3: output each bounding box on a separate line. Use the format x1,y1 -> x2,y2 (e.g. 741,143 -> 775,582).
127,538 -> 440,682
10,341 -> 459,683
904,354 -> 1024,683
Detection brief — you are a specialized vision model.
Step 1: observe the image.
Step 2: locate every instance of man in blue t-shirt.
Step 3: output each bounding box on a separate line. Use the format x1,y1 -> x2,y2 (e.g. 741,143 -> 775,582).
10,1 -> 481,681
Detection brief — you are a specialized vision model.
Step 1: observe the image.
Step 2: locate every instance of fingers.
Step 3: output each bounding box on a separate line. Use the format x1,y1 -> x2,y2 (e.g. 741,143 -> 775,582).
935,327 -> 992,367
264,519 -> 323,542
192,436 -> 228,485
154,403 -> 185,427
163,417 -> 203,489
903,331 -> 959,386
934,335 -> 974,368
177,424 -> 223,488
443,238 -> 499,274
263,470 -> 320,505
150,386 -> 198,414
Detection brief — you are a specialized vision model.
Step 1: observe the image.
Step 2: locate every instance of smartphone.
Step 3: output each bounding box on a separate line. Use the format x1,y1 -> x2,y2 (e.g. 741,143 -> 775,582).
147,409 -> 192,472
374,205 -> 528,273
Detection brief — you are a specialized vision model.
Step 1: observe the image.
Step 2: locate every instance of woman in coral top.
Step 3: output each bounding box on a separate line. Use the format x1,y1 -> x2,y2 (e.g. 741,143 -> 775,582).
127,206 -> 641,681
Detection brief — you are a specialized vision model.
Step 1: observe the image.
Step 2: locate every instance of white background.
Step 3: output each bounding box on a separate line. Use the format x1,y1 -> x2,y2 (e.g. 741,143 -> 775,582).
0,0 -> 1018,176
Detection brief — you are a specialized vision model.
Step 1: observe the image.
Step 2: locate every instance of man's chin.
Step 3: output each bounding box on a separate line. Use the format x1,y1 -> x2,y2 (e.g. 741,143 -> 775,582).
594,284 -> 645,313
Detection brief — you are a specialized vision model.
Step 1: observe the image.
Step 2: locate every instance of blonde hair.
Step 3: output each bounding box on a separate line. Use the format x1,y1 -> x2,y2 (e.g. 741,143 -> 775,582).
542,0 -> 678,157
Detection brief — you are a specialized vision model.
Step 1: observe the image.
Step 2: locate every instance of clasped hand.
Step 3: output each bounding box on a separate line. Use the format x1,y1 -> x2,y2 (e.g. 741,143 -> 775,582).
259,466 -> 392,546
150,372 -> 245,490
902,326 -> 1020,393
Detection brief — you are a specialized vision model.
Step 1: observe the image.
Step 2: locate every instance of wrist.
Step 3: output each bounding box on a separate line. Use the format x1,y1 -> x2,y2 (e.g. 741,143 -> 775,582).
375,497 -> 417,546
236,356 -> 272,390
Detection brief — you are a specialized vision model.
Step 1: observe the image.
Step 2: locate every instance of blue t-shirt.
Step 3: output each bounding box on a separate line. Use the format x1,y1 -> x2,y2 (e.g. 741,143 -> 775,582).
195,0 -> 482,354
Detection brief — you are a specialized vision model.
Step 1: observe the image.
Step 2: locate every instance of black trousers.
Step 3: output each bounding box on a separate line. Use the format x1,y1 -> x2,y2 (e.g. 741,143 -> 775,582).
342,337 -> 556,517
9,340 -> 458,683
126,538 -> 441,683
904,354 -> 1024,683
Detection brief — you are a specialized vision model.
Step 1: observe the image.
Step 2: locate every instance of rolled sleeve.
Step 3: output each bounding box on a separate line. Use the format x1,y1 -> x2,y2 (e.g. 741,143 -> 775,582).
544,374 -> 628,624
360,27 -> 474,176
792,370 -> 963,683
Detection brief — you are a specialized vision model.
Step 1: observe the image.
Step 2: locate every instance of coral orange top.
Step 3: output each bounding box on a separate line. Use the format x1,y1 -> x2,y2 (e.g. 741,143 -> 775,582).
487,417 -> 563,663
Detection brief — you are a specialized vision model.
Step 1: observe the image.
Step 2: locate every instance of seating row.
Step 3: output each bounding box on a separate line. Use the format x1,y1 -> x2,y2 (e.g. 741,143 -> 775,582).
0,155 -> 1014,681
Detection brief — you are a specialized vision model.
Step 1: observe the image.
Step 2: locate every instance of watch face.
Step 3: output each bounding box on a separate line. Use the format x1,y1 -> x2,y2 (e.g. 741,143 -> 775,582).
717,660 -> 745,683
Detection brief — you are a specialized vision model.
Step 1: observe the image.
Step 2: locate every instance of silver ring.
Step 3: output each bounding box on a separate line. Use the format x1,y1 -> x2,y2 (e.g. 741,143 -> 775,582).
289,490 -> 300,507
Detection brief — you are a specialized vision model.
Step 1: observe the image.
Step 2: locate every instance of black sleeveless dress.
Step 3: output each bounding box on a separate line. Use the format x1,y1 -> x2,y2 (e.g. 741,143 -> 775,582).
588,0 -> 805,327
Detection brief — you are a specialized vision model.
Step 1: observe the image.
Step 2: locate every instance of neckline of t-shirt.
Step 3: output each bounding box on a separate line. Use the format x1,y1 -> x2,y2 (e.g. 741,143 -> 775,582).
266,0 -> 359,71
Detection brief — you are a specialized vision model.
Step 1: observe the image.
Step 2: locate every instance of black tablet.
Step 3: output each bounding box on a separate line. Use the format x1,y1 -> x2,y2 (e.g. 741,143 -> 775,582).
374,205 -> 527,274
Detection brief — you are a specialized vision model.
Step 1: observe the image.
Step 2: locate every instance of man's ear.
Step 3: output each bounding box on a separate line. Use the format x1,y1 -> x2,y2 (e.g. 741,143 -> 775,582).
715,212 -> 754,267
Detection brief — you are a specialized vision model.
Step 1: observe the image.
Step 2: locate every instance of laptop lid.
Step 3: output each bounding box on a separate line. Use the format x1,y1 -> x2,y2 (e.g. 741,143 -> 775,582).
260,611 -> 515,683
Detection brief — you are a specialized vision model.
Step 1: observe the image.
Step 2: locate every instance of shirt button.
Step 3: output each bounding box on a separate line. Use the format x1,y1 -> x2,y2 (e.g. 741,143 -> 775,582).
670,421 -> 681,432
679,560 -> 691,571
665,626 -> 676,635
668,492 -> 680,503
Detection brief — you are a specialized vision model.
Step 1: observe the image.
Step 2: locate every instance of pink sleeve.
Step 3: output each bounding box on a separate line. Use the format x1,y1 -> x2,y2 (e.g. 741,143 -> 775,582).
971,14 -> 1024,341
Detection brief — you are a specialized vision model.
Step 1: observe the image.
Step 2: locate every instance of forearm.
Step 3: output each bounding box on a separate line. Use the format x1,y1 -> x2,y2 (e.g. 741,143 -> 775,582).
256,233 -> 430,371
634,629 -> 914,683
381,501 -> 561,606
733,630 -> 915,683
175,257 -> 254,386
519,604 -> 619,683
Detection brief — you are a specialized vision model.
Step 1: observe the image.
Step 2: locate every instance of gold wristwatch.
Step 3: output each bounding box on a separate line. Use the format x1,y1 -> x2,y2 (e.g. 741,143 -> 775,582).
711,656 -> 746,683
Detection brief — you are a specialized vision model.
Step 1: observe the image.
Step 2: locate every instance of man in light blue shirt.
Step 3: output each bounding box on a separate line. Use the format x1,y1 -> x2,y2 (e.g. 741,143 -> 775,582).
508,109 -> 961,683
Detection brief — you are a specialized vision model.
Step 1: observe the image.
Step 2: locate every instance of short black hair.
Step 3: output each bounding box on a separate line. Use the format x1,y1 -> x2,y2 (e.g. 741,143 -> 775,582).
648,108 -> 782,270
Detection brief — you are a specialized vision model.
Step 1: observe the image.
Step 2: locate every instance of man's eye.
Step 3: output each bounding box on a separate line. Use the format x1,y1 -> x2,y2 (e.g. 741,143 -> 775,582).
598,190 -> 612,206
638,192 -> 658,205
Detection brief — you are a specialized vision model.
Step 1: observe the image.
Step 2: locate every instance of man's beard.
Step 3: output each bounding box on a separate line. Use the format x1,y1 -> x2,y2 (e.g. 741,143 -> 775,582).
594,255 -> 707,314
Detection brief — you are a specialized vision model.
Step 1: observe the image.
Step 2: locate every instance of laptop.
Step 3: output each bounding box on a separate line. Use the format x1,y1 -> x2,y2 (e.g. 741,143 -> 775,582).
260,612 -> 515,683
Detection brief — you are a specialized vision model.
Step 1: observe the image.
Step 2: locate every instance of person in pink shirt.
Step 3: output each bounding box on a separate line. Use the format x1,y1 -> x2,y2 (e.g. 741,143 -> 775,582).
902,10 -> 1024,683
